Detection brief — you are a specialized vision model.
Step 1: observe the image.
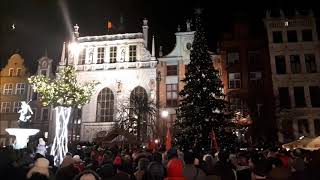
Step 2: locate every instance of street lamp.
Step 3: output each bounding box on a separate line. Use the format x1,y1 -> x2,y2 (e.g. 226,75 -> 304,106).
161,110 -> 169,118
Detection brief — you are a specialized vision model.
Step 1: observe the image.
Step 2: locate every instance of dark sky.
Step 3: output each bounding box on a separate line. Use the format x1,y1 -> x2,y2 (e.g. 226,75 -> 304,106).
0,0 -> 318,72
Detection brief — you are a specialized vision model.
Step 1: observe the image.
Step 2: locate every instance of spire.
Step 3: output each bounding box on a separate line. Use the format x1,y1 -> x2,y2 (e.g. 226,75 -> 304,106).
177,25 -> 181,32
186,20 -> 191,32
159,46 -> 163,57
44,48 -> 48,57
60,42 -> 66,65
151,35 -> 156,60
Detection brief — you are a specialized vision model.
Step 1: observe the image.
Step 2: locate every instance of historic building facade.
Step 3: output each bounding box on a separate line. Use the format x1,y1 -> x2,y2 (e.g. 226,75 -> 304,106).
0,54 -> 29,146
216,18 -> 275,142
27,55 -> 54,139
157,25 -> 195,137
264,10 -> 320,142
58,20 -> 158,142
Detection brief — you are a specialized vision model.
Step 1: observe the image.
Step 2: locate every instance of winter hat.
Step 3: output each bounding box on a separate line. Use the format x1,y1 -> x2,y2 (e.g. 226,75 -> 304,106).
167,148 -> 178,160
26,158 -> 50,179
73,155 -> 83,163
61,155 -> 75,168
113,155 -> 122,166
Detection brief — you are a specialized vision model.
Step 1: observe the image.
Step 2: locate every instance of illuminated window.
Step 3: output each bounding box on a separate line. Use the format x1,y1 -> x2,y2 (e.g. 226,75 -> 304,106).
305,54 -> 317,73
97,47 -> 105,64
167,65 -> 178,76
249,72 -> 262,87
78,48 -> 86,65
97,87 -> 114,122
0,102 -> 11,113
228,73 -> 241,89
110,46 -> 117,63
9,68 -> 14,76
15,83 -> 25,95
16,68 -> 22,76
13,102 -> 20,113
129,45 -> 137,62
166,84 -> 178,107
3,84 -> 13,95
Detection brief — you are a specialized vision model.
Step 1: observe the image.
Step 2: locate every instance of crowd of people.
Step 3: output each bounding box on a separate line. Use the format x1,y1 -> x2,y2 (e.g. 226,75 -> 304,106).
1,142 -> 320,180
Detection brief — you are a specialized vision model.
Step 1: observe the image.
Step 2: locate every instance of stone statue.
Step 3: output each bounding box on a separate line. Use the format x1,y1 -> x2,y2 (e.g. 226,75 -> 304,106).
120,48 -> 126,62
18,101 -> 33,123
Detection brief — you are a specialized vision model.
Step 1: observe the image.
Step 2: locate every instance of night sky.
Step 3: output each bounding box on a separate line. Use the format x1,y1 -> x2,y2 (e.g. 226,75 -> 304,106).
0,0 -> 318,72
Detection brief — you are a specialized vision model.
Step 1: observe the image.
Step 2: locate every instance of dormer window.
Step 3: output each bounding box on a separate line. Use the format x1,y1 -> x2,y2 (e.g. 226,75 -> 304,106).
9,68 -> 14,76
129,45 -> 137,62
16,68 -> 22,76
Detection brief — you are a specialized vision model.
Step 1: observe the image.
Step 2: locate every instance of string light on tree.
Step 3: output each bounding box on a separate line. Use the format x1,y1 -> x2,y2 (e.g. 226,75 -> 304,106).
28,66 -> 98,165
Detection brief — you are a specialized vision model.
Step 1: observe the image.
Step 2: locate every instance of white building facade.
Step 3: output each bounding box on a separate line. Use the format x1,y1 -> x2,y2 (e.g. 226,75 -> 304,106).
264,10 -> 320,142
58,20 -> 157,142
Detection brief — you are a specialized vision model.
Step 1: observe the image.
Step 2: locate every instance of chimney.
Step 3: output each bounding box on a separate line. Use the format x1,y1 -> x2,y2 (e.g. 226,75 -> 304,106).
142,18 -> 149,48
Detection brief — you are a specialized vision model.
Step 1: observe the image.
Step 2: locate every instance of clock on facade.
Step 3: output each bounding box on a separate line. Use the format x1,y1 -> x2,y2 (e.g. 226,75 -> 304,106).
41,61 -> 48,68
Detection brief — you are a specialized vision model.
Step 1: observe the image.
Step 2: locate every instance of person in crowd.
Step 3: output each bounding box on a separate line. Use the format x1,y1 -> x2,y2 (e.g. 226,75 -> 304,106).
182,151 -> 206,180
55,155 -> 80,180
28,172 -> 50,180
165,158 -> 186,180
73,170 -> 101,180
145,160 -> 166,180
288,150 -> 305,180
26,158 -> 51,179
249,153 -> 269,180
97,163 -> 115,180
212,151 -> 236,180
134,158 -> 150,180
268,157 -> 291,180
73,155 -> 85,172
236,153 -> 251,180
110,159 -> 133,180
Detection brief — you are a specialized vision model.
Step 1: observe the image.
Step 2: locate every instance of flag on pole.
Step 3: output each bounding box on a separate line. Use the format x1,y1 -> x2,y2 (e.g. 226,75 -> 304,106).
211,128 -> 219,152
166,127 -> 172,151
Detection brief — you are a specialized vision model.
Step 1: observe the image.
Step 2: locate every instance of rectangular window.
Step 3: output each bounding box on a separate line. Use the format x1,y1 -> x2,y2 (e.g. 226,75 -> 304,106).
9,68 -> 14,76
166,84 -> 178,107
249,72 -> 262,87
229,73 -> 241,89
16,68 -> 22,76
248,51 -> 259,65
302,29 -> 313,41
305,54 -> 317,73
309,86 -> 320,107
227,52 -> 239,64
3,84 -> 13,95
290,55 -> 301,73
13,102 -> 20,113
275,55 -> 286,74
97,47 -> 105,64
287,30 -> 298,42
294,87 -> 306,107
41,108 -> 49,121
167,65 -> 178,76
298,119 -> 309,134
78,48 -> 86,65
15,83 -> 25,95
1,102 -> 11,113
273,31 -> 283,43
314,119 -> 320,135
278,87 -> 291,108
129,45 -> 137,62
40,70 -> 47,76
109,46 -> 117,63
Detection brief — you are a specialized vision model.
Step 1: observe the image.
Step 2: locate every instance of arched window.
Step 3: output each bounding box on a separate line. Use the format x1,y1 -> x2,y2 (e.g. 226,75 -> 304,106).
96,87 -> 114,122
130,86 -> 148,140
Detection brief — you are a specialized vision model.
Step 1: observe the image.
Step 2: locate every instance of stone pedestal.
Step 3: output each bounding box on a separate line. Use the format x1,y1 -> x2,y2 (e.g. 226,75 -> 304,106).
5,128 -> 40,149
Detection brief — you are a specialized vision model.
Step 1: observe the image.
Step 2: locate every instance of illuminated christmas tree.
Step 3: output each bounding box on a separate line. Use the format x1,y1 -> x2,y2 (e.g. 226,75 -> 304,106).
173,10 -> 230,152
29,66 -> 97,165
